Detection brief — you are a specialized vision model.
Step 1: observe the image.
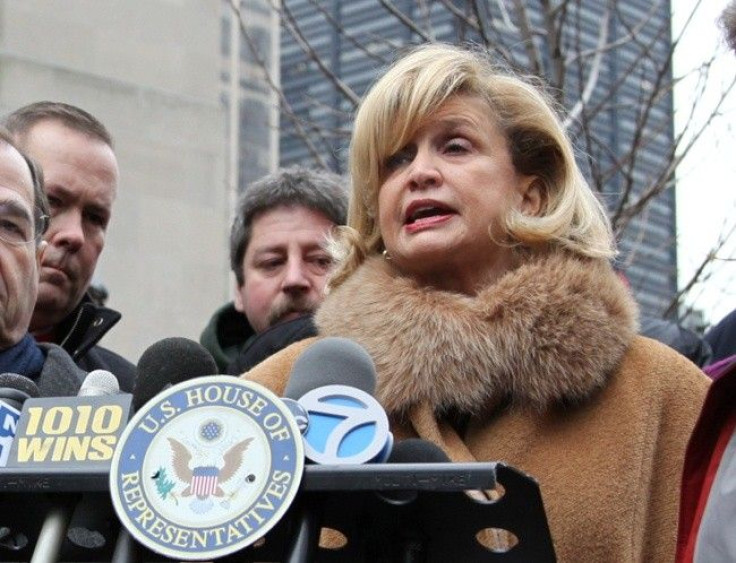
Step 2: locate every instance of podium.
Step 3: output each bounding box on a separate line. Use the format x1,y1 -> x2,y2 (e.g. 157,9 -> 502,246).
0,461 -> 555,562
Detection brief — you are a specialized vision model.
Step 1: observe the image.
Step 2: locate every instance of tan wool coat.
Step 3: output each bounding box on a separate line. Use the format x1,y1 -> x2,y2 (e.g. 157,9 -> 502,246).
242,252 -> 710,562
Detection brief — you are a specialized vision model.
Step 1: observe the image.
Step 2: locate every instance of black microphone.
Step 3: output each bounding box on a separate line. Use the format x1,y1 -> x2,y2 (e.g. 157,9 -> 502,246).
384,439 -> 452,563
0,372 -> 40,409
382,439 -> 451,503
132,337 -> 217,411
30,370 -> 122,563
110,339 -> 216,562
284,337 -> 392,465
0,374 -> 39,557
387,438 -> 450,464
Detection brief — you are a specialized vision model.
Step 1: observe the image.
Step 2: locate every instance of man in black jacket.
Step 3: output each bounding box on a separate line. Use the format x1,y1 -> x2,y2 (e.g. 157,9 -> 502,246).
704,308 -> 736,365
3,102 -> 135,391
200,166 -> 348,374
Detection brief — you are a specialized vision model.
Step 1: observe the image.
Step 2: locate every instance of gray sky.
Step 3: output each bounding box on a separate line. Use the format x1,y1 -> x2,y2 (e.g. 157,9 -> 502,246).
673,0 -> 736,326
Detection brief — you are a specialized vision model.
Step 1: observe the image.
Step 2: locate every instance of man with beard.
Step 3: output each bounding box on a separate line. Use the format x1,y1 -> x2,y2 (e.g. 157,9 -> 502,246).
200,166 -> 347,374
3,102 -> 135,391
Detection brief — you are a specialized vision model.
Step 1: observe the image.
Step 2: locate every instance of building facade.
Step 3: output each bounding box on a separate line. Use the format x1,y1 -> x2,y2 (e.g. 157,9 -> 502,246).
221,0 -> 280,195
0,0 -> 230,361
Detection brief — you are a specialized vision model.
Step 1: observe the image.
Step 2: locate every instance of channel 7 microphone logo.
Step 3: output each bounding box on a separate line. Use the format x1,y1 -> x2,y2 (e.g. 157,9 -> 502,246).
299,384 -> 392,465
0,401 -> 20,467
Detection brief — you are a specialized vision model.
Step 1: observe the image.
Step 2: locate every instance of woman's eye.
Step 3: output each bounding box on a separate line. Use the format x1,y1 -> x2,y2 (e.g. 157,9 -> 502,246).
444,138 -> 469,153
384,153 -> 406,171
384,147 -> 414,171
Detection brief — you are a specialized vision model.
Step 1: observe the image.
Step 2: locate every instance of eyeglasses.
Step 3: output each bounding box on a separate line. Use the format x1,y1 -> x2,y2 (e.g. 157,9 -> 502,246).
0,202 -> 48,245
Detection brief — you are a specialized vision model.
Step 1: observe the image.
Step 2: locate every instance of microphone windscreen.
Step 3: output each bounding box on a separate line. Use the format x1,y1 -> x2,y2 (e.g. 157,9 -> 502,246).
133,337 -> 218,410
379,439 -> 450,504
36,346 -> 83,397
387,439 -> 450,464
0,372 -> 40,398
78,369 -> 120,397
284,337 -> 376,400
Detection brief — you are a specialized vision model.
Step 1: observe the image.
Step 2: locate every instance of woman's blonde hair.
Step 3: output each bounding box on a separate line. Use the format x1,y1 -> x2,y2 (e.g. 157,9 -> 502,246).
331,43 -> 614,287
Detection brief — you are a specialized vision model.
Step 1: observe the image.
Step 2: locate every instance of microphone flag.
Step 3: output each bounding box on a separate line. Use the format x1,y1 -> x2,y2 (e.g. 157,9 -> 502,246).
109,376 -> 304,561
0,374 -> 40,468
0,401 -> 20,467
5,393 -> 132,472
299,384 -> 391,465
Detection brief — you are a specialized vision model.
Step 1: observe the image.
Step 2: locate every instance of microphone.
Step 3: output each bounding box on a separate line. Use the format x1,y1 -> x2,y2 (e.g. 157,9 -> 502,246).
118,339 -> 216,561
387,438 -> 450,464
35,346 -> 84,397
382,439 -> 451,504
76,369 -> 119,397
383,439 -> 452,563
0,373 -> 40,467
30,370 -> 123,563
284,337 -> 392,465
132,337 -> 218,411
0,372 -> 41,409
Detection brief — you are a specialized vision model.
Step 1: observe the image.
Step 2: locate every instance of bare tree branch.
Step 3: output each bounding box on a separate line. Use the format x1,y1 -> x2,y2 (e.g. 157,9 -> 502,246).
540,0 -> 567,91
228,0 -> 331,168
563,5 -> 610,128
279,1 -> 361,106
305,0 -> 389,65
377,0 -> 433,42
511,0 -> 543,76
665,218 -> 736,317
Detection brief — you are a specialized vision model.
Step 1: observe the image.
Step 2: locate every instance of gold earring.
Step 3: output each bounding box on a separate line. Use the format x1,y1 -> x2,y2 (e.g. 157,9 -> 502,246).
382,249 -> 391,261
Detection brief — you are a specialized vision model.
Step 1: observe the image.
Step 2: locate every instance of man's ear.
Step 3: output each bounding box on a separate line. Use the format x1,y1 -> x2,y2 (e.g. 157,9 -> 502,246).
233,278 -> 245,313
519,176 -> 544,217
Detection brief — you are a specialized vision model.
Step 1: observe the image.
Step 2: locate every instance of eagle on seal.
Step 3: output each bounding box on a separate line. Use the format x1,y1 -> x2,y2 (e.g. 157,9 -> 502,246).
167,437 -> 253,500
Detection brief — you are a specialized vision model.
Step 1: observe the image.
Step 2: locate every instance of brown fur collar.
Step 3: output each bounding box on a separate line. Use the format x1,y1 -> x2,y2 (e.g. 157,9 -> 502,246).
315,252 -> 639,416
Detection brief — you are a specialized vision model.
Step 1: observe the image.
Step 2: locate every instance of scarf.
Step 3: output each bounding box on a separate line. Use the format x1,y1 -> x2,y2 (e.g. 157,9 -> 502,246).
0,334 -> 45,379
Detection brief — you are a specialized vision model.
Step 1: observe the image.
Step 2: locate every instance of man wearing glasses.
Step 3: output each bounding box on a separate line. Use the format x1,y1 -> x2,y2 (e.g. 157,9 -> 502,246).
0,128 -> 85,394
3,103 -> 134,391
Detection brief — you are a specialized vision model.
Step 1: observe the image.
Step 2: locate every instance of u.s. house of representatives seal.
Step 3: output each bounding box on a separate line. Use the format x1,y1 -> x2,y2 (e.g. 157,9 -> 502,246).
110,377 -> 304,560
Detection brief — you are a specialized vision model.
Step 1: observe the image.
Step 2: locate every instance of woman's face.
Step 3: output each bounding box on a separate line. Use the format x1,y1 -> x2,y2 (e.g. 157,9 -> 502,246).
377,96 -> 540,294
